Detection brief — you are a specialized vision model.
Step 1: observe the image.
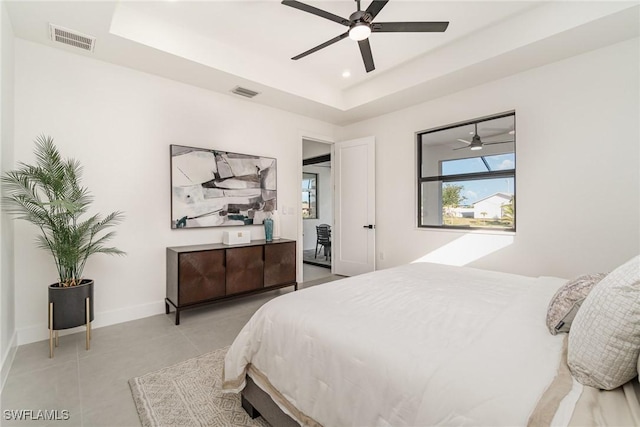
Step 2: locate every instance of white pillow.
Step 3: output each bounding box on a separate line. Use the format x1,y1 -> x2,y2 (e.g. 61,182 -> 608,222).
568,255 -> 640,390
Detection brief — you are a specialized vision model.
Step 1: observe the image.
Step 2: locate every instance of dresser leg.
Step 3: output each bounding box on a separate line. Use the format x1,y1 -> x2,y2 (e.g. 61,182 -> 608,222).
165,300 -> 170,314
175,309 -> 180,326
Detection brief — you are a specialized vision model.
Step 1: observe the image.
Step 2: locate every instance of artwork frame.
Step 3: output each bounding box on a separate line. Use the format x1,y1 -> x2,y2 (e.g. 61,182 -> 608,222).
170,144 -> 277,229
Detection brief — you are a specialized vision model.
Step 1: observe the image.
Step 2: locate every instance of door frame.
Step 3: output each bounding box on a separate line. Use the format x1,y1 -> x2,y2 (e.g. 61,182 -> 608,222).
297,131 -> 335,284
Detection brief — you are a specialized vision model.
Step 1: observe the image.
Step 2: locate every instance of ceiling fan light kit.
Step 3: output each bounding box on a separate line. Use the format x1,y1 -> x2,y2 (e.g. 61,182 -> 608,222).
454,123 -> 514,151
349,22 -> 371,41
282,0 -> 449,73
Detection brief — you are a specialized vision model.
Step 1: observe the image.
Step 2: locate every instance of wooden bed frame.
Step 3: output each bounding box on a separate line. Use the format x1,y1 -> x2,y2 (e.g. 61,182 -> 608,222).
241,376 -> 298,427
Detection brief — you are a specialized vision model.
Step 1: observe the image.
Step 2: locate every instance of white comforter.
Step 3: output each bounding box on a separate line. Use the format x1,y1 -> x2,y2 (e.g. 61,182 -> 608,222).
223,262 -> 567,426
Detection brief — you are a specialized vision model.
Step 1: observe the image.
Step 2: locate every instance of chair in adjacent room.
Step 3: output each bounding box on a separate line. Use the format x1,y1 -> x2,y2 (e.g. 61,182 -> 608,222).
315,224 -> 331,261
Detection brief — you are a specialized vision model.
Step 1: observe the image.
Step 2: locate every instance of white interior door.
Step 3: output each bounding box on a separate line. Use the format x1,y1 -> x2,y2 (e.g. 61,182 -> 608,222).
334,136 -> 376,276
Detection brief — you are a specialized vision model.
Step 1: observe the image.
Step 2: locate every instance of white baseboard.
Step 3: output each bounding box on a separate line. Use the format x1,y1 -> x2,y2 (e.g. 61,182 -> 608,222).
1,331 -> 18,392
17,300 -> 166,346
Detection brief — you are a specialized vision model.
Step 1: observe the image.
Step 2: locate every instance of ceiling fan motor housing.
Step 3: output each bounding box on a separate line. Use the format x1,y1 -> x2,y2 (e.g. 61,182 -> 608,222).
350,10 -> 373,24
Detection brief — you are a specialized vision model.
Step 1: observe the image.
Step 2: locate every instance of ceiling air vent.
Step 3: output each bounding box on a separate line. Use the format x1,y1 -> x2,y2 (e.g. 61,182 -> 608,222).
49,24 -> 96,52
231,86 -> 260,99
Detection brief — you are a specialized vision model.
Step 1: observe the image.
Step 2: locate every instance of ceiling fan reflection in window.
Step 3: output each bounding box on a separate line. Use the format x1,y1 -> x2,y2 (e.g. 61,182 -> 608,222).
454,123 -> 514,151
281,0 -> 449,73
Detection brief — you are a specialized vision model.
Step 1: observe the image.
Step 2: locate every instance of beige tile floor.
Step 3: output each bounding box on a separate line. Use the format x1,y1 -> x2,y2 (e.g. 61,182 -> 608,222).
302,263 -> 332,282
0,267 -> 342,427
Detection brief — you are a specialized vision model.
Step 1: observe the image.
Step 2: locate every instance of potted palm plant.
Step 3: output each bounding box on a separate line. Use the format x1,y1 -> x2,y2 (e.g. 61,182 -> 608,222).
1,135 -> 124,357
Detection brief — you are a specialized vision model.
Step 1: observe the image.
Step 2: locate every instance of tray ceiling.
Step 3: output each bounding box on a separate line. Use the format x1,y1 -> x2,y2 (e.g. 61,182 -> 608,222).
5,1 -> 639,125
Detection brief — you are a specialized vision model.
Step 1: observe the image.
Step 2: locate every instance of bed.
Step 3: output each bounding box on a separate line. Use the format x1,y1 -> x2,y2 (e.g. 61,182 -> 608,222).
223,261 -> 640,426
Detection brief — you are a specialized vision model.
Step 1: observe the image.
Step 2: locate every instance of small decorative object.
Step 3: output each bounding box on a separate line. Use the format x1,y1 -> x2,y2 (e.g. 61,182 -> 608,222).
1,135 -> 125,357
264,215 -> 274,242
272,210 -> 281,240
223,230 -> 251,245
170,144 -> 277,229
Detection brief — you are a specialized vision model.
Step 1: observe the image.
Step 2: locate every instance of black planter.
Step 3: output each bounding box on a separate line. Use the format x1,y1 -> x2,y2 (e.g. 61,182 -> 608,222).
48,279 -> 94,330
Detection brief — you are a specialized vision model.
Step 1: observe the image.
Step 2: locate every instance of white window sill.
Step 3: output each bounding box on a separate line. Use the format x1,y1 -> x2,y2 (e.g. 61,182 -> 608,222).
415,226 -> 516,236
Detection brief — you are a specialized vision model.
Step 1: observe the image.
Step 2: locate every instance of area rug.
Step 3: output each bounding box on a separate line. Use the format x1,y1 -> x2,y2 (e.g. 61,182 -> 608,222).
129,346 -> 270,427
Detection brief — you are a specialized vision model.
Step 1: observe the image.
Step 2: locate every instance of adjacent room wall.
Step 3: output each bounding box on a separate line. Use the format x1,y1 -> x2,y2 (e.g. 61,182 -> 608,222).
0,2 -> 17,388
12,39 -> 337,345
338,37 -> 640,279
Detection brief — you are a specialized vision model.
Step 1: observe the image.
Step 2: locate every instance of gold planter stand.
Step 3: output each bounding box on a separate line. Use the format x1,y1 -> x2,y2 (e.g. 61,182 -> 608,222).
48,297 -> 92,358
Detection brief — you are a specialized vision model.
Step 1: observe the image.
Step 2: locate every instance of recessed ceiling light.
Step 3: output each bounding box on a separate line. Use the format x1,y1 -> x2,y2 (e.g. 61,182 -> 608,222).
342,70 -> 351,78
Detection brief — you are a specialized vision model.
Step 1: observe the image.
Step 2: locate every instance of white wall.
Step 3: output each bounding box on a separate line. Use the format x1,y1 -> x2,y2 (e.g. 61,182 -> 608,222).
302,139 -> 332,159
339,37 -> 640,279
0,2 -> 16,389
12,39 -> 337,344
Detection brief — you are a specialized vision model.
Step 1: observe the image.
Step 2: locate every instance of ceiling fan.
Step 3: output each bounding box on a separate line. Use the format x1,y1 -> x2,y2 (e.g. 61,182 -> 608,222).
281,0 -> 449,73
454,123 -> 514,151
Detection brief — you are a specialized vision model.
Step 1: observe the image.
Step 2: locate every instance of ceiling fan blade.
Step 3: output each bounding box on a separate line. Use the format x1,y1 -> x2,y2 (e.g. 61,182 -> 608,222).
365,0 -> 389,20
457,138 -> 471,144
358,38 -> 375,72
372,22 -> 449,32
281,0 -> 350,26
292,32 -> 349,60
482,127 -> 512,132
453,145 -> 470,151
483,140 -> 514,145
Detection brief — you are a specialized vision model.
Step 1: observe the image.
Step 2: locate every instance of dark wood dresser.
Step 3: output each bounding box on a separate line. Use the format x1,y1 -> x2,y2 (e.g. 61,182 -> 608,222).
166,239 -> 297,325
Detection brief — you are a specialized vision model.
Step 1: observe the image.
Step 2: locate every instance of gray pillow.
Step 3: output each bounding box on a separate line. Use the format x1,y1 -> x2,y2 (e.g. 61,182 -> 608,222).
546,273 -> 606,335
568,255 -> 640,390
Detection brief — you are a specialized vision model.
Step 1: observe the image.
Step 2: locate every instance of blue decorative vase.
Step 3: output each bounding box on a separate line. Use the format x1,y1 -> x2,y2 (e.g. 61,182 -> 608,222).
264,217 -> 274,242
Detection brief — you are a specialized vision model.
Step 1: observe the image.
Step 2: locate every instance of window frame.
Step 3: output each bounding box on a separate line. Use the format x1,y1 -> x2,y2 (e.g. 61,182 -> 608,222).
302,172 -> 318,220
416,111 -> 516,232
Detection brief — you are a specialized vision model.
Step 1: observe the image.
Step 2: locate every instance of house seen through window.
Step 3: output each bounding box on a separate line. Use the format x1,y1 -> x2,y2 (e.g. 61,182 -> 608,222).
418,112 -> 516,231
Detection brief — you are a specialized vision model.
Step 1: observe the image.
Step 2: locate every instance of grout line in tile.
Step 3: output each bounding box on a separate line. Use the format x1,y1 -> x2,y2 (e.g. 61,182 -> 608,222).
75,338 -> 84,427
174,323 -> 202,354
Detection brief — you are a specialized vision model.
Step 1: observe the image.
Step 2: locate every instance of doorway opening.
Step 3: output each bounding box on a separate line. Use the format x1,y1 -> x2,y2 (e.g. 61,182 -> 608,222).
302,139 -> 333,282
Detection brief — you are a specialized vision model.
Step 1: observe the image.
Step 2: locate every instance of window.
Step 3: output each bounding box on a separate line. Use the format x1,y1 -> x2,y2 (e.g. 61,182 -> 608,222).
302,173 -> 317,219
417,112 -> 515,231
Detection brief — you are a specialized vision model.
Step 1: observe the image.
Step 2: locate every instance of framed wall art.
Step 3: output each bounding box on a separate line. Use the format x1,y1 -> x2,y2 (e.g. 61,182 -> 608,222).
170,144 -> 277,229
